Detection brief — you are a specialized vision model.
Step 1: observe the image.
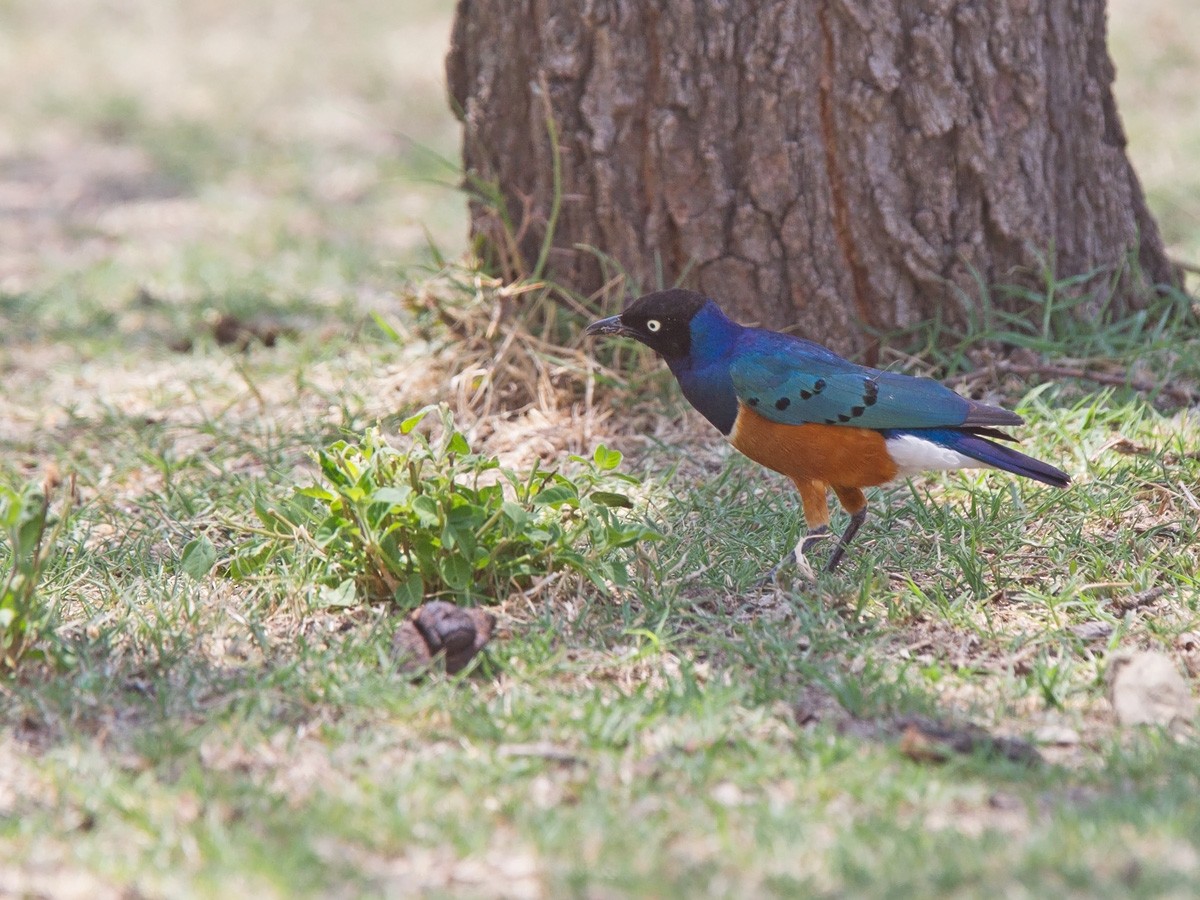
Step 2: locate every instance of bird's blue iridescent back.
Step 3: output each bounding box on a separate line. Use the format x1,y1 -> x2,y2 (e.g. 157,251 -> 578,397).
664,299 -> 1021,436
727,325 -> 1021,430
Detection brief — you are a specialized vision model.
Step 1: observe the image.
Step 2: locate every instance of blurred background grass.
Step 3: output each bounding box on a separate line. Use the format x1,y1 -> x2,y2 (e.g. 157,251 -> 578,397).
1110,0 -> 1200,269
0,0 -> 465,339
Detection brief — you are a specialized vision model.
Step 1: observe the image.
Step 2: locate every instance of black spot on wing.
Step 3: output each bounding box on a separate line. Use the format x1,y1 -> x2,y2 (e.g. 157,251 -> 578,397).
799,390 -> 812,400
850,405 -> 865,417
775,397 -> 791,411
813,378 -> 827,393
837,414 -> 850,423
748,397 -> 759,407
863,378 -> 879,406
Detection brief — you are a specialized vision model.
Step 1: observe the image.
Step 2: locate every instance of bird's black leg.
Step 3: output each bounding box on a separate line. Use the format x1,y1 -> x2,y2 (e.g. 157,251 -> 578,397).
824,507 -> 866,573
824,486 -> 869,573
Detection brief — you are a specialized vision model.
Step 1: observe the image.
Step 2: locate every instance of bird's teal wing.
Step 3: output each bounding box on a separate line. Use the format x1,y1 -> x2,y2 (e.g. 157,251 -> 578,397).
728,333 -> 1020,429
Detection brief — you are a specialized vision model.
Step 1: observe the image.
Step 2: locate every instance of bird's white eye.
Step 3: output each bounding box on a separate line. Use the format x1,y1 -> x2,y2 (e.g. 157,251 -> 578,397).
646,319 -> 661,332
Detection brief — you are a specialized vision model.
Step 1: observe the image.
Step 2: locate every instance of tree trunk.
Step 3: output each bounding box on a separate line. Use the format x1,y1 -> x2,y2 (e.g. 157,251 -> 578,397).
447,0 -> 1178,355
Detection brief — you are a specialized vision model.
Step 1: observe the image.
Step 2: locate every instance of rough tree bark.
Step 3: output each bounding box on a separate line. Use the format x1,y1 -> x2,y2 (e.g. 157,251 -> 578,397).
447,0 -> 1178,355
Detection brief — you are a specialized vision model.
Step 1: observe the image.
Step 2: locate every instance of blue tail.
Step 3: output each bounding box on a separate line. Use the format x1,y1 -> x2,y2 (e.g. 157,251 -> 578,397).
892,427 -> 1071,489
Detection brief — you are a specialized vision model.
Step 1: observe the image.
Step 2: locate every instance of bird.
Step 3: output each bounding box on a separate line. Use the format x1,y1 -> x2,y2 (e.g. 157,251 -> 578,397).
583,288 -> 1070,576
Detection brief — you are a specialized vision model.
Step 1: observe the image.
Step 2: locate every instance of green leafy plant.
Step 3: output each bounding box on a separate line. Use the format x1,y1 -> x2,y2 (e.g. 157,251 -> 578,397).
232,406 -> 659,608
0,481 -> 68,670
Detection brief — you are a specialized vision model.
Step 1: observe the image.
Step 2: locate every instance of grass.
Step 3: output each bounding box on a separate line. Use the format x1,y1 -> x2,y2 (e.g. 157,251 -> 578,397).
3,0 -> 1200,896
4,288 -> 1200,897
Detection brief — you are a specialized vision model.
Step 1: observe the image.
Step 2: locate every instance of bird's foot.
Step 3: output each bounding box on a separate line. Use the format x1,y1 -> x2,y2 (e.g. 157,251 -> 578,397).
794,526 -> 832,579
755,527 -> 830,587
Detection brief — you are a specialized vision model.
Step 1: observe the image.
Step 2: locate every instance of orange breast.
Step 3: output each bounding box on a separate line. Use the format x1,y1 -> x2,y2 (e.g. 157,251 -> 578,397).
729,403 -> 899,488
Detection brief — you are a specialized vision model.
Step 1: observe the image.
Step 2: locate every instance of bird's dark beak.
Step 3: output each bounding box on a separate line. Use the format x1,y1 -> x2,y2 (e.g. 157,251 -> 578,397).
583,315 -> 630,337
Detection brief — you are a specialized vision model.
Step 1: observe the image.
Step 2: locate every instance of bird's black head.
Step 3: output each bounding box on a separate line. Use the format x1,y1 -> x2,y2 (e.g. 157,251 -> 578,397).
583,289 -> 711,360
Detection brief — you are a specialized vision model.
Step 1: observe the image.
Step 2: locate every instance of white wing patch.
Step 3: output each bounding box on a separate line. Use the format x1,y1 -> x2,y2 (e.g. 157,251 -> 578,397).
885,434 -> 986,477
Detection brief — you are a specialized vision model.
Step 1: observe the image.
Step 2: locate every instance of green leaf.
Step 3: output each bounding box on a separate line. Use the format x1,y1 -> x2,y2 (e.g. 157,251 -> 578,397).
584,566 -> 612,593
15,502 -> 48,560
447,431 -> 471,455
447,503 -> 484,527
501,501 -> 530,527
227,543 -> 274,579
400,408 -> 432,434
296,485 -> 337,502
411,495 -> 440,527
394,572 -> 424,609
0,486 -> 18,528
478,483 -> 504,505
371,486 -> 413,508
590,491 -> 633,509
592,444 -> 623,471
440,554 -> 473,591
180,536 -> 217,580
342,485 -> 368,504
314,514 -> 355,547
318,449 -> 355,487
607,560 -> 630,587
532,484 -> 578,507
316,578 -> 357,608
